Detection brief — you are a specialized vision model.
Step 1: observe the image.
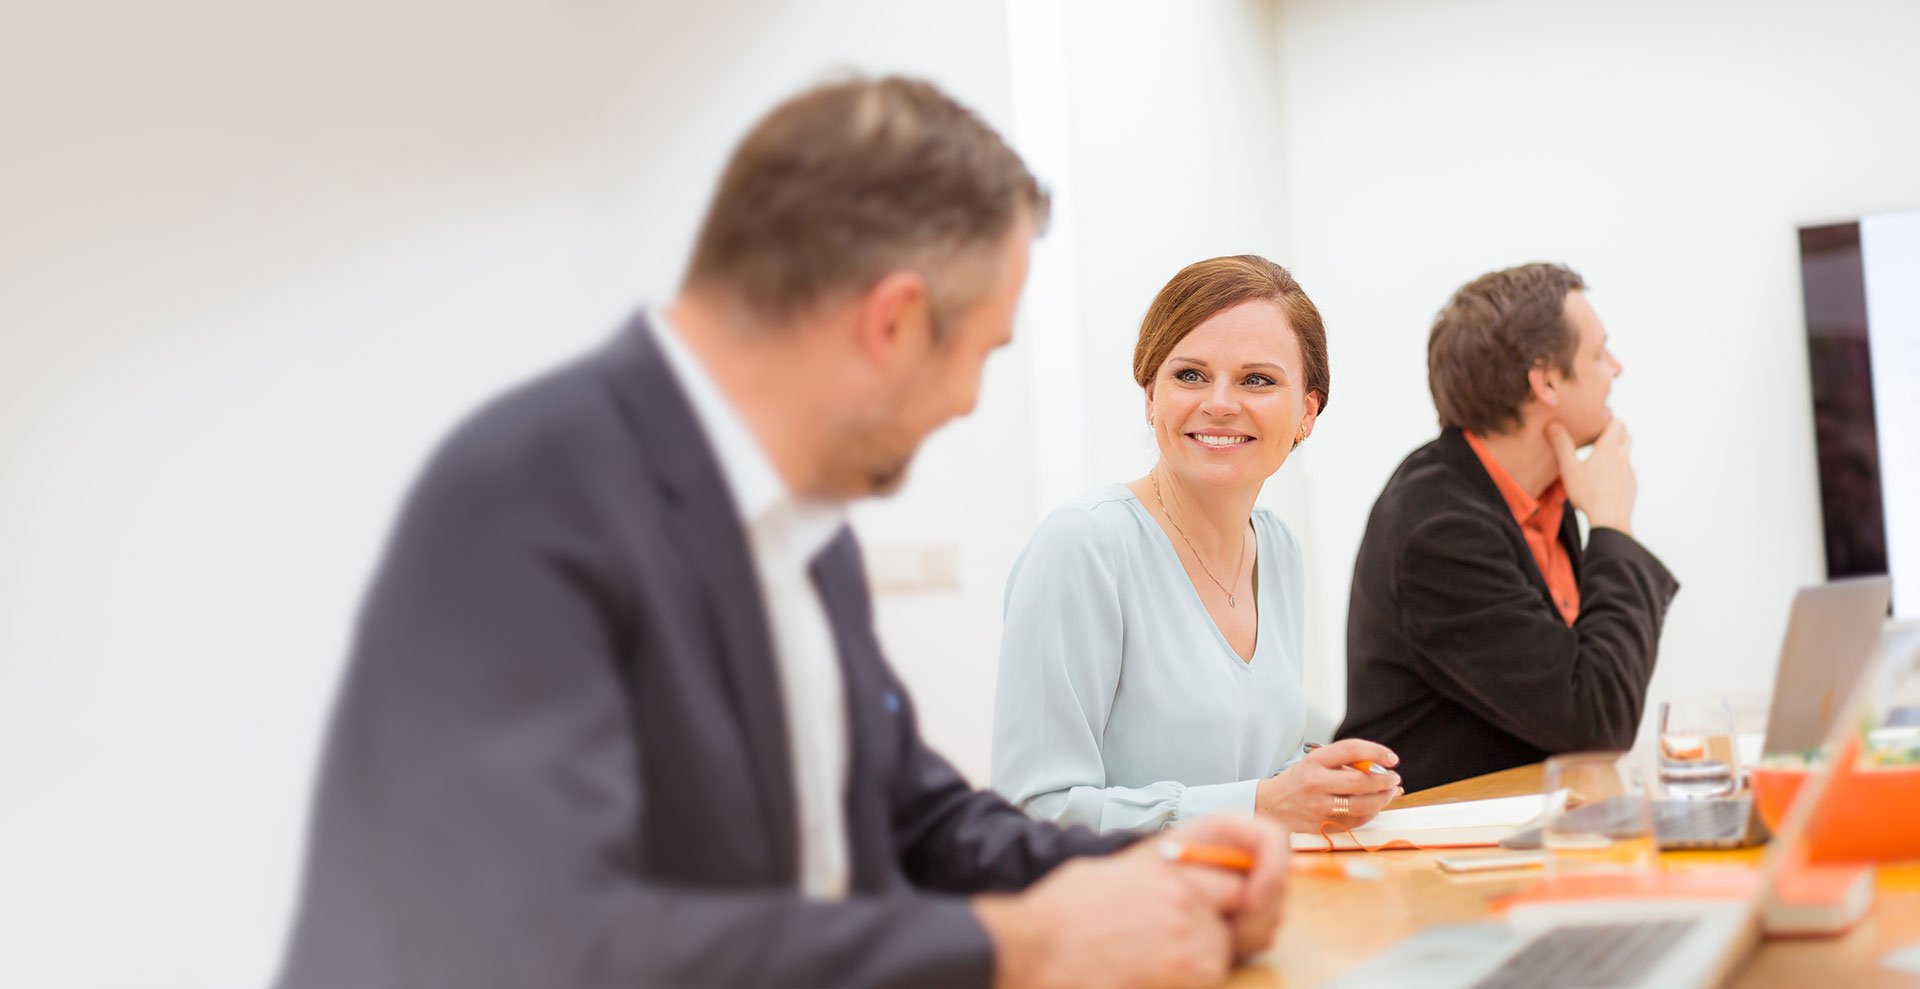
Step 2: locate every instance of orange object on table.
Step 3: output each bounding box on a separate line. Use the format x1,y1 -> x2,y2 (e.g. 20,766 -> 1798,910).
1751,737 -> 1920,864
1163,843 -> 1255,872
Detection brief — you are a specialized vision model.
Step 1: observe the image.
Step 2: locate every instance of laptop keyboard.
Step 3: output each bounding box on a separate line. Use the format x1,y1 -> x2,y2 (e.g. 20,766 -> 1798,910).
1502,797 -> 1752,849
1654,799 -> 1750,842
1471,919 -> 1700,988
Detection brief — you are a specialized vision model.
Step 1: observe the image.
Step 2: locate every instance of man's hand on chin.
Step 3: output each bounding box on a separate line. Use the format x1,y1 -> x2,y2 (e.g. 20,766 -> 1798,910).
1549,418 -> 1637,537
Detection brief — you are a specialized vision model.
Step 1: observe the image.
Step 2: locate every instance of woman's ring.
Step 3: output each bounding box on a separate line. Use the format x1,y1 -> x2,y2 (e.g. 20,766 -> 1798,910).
1332,796 -> 1350,817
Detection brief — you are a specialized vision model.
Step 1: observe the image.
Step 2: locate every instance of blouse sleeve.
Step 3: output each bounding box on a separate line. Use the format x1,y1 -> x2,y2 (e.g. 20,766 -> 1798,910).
990,505 -> 1256,834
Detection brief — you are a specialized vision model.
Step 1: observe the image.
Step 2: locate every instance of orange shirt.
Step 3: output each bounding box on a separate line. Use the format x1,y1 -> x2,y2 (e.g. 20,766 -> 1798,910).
1463,431 -> 1580,626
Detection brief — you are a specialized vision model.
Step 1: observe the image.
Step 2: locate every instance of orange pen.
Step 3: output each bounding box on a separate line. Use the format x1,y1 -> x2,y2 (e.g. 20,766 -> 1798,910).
1166,842 -> 1360,878
1159,841 -> 1254,872
1302,743 -> 1393,776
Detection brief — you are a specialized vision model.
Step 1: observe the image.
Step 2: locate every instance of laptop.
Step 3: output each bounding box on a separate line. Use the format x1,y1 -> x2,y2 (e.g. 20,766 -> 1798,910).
1329,621 -> 1882,989
1502,575 -> 1891,851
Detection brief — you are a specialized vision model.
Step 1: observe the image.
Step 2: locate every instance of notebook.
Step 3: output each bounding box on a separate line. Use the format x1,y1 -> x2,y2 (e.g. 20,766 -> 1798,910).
1293,793 -> 1550,851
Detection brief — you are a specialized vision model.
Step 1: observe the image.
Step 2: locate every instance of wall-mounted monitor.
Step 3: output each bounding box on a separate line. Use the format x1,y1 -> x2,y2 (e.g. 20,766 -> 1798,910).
1799,208 -> 1920,619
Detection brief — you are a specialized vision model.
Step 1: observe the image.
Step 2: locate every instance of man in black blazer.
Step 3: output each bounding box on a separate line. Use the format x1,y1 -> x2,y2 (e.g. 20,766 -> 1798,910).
1337,263 -> 1679,793
277,77 -> 1289,989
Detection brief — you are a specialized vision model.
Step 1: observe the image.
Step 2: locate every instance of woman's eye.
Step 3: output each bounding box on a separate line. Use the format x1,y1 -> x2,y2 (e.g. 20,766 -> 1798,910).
1175,369 -> 1203,383
1245,374 -> 1276,387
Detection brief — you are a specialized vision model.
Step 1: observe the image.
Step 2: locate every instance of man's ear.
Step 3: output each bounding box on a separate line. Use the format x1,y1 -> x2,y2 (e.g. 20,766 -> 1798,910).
853,270 -> 933,367
1527,363 -> 1561,409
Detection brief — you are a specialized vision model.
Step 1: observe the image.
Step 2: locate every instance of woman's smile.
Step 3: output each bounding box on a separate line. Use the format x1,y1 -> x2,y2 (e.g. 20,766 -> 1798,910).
1186,430 -> 1255,450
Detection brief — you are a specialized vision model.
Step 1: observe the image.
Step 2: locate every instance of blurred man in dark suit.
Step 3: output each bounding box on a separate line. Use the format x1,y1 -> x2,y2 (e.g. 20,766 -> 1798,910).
278,76 -> 1289,989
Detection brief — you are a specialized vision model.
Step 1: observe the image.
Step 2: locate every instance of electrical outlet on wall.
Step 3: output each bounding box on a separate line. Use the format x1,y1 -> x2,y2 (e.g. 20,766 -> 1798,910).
865,542 -> 962,594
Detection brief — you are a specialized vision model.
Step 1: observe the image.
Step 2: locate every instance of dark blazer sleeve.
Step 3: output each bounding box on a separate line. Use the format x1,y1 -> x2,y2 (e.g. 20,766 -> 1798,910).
885,673 -> 1138,893
1393,513 -> 1679,754
280,412 -> 1005,989
808,532 -> 1137,897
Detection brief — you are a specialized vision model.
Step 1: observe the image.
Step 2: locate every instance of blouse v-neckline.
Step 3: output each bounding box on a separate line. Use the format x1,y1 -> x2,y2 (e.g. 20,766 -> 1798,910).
1118,485 -> 1265,667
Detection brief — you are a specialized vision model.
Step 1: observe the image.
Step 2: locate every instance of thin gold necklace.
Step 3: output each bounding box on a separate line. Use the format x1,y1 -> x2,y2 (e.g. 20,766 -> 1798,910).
1149,467 -> 1248,607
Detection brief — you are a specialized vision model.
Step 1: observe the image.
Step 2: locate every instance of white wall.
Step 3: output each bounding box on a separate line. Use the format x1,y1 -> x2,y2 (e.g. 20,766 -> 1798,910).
0,2 -> 1033,986
1272,0 -> 1920,727
3,7 -> 616,988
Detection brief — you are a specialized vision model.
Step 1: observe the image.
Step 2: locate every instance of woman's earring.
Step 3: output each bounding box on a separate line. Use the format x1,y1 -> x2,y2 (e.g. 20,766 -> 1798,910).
1148,413 -> 1156,428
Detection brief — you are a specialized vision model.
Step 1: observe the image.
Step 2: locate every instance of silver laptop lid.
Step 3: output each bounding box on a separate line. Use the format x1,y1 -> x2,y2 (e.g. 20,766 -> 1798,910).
1761,575 -> 1891,757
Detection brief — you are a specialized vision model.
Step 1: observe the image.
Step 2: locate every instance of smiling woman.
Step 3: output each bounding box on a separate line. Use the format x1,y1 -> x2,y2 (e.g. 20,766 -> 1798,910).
990,255 -> 1403,836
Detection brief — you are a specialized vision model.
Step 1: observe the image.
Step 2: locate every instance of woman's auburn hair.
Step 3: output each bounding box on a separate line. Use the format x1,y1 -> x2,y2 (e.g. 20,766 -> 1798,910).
1130,255 -> 1330,413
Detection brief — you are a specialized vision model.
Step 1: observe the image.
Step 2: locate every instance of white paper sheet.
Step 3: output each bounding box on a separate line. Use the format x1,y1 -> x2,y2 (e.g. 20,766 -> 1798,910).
1350,793 -> 1551,835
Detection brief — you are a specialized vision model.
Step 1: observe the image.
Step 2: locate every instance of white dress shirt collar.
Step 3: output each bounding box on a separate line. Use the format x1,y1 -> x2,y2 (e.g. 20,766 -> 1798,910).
645,307 -> 846,561
645,306 -> 853,900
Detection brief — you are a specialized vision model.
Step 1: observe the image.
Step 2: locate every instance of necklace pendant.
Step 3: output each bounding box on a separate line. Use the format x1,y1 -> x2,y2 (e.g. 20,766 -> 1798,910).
1229,594 -> 1237,607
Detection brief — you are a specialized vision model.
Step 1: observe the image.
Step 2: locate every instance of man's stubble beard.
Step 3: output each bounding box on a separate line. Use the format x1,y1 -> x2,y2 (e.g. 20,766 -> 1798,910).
866,454 -> 915,496
817,410 -> 921,499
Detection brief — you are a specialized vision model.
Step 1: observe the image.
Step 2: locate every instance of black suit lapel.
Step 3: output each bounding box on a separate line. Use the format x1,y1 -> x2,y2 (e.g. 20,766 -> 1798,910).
1438,429 -> 1562,614
1561,504 -> 1585,584
810,531 -> 893,894
605,312 -> 798,882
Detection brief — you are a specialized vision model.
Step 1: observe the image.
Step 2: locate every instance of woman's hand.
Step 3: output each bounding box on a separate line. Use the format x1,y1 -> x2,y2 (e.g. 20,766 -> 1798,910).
1255,739 -> 1402,833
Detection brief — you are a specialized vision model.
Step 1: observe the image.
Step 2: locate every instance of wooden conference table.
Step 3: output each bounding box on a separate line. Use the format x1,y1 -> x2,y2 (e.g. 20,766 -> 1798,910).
1226,763 -> 1920,987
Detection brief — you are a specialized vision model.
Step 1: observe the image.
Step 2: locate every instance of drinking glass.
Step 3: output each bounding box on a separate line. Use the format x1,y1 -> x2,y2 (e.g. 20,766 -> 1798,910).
1658,699 -> 1738,799
1541,751 -> 1657,878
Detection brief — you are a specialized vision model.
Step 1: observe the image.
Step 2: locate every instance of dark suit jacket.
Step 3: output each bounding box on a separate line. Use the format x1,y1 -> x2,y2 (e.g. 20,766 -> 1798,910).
1335,429 -> 1680,793
277,314 -> 1130,989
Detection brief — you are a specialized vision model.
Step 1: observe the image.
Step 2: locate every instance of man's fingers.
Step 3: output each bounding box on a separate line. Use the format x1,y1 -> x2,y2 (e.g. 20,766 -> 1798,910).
1164,813 -> 1289,918
1243,817 -> 1290,898
1232,821 -> 1289,957
1170,860 -> 1246,913
1230,881 -> 1286,959
1545,421 -> 1579,466
1192,917 -> 1235,985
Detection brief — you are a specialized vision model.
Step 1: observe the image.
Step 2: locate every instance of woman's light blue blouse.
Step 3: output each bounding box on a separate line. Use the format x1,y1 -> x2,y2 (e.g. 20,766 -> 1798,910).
991,484 -> 1309,833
